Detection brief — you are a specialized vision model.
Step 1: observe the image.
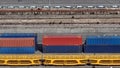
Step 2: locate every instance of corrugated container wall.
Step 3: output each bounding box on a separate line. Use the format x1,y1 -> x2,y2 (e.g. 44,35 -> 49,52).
0,38 -> 35,47
0,33 -> 36,37
86,36 -> 120,45
0,47 -> 35,54
43,35 -> 82,46
42,35 -> 83,53
43,46 -> 82,53
84,35 -> 120,53
84,45 -> 120,53
0,33 -> 37,46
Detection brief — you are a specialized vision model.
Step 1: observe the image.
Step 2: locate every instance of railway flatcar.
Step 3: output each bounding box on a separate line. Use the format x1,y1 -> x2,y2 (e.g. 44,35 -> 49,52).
41,35 -> 120,66
0,33 -> 120,66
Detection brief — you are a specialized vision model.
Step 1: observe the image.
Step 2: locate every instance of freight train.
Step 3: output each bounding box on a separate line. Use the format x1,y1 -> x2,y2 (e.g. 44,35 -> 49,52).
0,33 -> 120,66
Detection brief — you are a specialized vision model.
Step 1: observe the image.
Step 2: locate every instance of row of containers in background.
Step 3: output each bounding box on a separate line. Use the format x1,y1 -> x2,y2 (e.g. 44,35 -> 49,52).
0,33 -> 120,54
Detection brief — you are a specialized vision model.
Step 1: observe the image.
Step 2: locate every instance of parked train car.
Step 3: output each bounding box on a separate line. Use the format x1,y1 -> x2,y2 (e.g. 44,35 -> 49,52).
41,35 -> 120,66
0,33 -> 120,66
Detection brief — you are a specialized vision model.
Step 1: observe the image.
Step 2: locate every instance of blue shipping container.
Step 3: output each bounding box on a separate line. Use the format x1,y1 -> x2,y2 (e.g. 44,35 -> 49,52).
0,33 -> 36,37
0,47 -> 35,54
84,45 -> 120,53
86,36 -> 120,45
43,46 -> 82,53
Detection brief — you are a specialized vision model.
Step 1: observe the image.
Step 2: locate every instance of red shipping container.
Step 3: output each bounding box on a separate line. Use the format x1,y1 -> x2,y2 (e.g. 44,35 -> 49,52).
0,38 -> 35,47
42,35 -> 82,46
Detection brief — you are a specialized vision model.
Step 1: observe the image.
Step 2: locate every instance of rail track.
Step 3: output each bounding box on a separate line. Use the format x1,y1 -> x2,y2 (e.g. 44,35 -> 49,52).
0,8 -> 119,15
0,18 -> 119,24
0,27 -> 120,34
0,24 -> 120,28
1,15 -> 120,19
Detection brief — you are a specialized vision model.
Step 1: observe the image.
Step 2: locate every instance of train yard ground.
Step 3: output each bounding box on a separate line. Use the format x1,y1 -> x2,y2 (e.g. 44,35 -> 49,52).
0,14 -> 120,68
0,0 -> 120,7
0,0 -> 120,68
0,0 -> 118,5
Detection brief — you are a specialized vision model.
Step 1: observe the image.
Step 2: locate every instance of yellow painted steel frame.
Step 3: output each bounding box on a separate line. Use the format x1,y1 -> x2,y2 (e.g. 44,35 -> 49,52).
43,54 -> 120,66
43,54 -> 89,65
0,54 -> 41,66
1,54 -> 120,66
88,54 -> 120,65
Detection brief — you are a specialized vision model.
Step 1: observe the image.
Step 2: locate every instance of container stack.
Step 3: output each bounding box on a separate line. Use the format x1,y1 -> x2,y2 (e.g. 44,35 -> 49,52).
0,33 -> 37,54
42,35 -> 83,53
84,36 -> 120,53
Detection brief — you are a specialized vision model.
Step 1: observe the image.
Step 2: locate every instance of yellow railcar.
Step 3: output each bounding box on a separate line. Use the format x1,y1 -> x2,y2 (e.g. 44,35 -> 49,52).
0,54 -> 41,65
43,53 -> 120,66
1,53 -> 120,66
43,53 -> 90,65
88,54 -> 120,65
